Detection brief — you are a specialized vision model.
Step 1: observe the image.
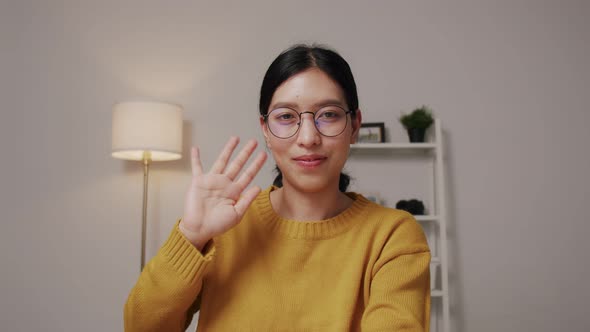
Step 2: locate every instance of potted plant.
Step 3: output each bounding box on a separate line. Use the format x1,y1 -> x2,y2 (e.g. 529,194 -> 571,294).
399,105 -> 434,143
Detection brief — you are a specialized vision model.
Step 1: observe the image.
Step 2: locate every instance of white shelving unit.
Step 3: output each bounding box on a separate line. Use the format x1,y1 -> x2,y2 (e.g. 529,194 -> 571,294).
350,118 -> 450,332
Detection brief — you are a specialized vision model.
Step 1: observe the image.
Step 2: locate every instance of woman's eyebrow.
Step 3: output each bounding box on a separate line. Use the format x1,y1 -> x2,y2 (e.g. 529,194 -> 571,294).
314,99 -> 346,107
270,101 -> 298,109
270,99 -> 346,110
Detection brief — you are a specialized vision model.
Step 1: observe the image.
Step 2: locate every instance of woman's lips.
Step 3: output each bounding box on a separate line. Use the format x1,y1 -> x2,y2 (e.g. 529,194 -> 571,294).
293,156 -> 326,169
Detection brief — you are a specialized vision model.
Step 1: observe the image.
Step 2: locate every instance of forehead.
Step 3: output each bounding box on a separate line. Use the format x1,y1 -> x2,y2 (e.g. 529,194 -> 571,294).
270,68 -> 346,108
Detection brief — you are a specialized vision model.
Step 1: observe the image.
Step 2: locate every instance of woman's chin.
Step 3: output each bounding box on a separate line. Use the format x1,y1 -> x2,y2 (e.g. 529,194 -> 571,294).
284,175 -> 336,193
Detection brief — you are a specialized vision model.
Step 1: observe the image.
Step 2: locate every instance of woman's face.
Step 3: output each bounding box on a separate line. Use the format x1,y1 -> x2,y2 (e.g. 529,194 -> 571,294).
260,67 -> 362,193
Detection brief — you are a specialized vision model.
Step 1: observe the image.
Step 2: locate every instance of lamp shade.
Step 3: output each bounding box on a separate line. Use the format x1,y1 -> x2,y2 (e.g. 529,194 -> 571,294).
111,101 -> 183,161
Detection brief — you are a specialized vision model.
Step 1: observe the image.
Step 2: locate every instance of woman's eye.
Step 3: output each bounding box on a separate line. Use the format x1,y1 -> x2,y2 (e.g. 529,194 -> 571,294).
273,111 -> 296,121
278,113 -> 294,120
317,110 -> 342,119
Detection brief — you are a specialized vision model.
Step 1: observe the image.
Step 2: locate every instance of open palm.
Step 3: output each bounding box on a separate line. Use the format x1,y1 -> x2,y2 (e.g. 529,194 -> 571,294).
179,137 -> 267,249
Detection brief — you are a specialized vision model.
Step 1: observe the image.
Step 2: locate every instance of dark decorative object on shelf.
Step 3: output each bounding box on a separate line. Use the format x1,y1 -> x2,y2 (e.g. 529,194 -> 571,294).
396,199 -> 426,215
399,106 -> 434,143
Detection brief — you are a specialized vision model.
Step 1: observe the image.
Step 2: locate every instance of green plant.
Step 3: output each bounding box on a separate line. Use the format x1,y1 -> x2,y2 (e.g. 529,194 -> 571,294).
399,105 -> 434,130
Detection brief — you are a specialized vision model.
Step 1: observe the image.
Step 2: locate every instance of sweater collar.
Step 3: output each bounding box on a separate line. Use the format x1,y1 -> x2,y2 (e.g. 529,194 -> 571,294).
254,185 -> 371,240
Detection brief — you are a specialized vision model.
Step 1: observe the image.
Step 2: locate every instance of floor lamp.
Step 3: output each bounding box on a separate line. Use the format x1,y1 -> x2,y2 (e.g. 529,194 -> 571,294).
111,101 -> 183,272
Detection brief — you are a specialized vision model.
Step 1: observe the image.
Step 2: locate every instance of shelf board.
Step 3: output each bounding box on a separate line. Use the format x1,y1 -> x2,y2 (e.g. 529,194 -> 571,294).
431,290 -> 444,297
431,257 -> 441,264
351,142 -> 436,150
414,215 -> 439,222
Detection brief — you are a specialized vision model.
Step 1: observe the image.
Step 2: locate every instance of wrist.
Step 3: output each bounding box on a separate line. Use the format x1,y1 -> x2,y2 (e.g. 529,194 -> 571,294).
178,220 -> 210,251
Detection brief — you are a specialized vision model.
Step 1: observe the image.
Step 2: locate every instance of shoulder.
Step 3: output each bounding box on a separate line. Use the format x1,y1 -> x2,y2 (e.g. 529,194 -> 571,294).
351,192 -> 417,229
378,206 -> 427,245
350,194 -> 430,255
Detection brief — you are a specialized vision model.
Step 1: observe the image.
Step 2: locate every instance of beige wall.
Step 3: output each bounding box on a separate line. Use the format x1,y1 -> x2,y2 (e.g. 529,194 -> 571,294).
1,1 -> 589,331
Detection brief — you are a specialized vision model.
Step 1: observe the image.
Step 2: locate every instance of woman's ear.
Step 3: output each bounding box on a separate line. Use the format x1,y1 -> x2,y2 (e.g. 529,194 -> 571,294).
259,116 -> 271,148
350,109 -> 362,144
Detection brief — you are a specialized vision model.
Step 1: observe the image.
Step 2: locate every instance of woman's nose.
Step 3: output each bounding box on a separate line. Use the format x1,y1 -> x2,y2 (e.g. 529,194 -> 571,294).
296,113 -> 321,146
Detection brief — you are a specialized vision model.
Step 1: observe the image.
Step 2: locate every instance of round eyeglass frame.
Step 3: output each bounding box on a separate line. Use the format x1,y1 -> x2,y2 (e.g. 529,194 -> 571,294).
263,107 -> 354,139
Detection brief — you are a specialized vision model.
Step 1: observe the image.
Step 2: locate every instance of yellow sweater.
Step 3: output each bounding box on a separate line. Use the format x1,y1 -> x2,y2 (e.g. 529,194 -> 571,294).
125,186 -> 431,331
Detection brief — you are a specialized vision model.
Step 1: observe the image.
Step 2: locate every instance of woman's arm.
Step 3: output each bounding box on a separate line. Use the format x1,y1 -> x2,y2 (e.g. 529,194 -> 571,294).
124,138 -> 266,331
361,217 -> 431,331
124,221 -> 215,332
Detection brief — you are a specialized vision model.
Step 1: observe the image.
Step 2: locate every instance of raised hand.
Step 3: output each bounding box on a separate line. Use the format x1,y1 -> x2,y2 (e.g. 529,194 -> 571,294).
179,137 -> 268,250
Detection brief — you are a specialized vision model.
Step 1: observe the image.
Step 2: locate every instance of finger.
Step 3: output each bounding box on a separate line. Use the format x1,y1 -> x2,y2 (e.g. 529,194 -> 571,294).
191,147 -> 204,176
210,136 -> 240,174
224,139 -> 258,180
234,185 -> 262,217
235,151 -> 268,192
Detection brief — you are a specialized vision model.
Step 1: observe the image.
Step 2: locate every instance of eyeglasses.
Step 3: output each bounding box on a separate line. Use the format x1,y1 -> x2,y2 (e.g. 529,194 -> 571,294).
263,106 -> 353,139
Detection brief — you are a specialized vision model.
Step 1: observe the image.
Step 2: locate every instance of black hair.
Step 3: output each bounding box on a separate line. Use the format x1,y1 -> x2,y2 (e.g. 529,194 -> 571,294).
259,44 -> 358,192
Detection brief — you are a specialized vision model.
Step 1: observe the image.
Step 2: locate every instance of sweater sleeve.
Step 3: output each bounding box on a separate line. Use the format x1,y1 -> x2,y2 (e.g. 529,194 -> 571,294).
124,219 -> 216,332
361,215 -> 431,332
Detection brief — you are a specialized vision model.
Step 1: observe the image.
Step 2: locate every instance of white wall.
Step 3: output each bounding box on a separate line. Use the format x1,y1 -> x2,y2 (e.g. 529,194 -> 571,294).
1,1 -> 589,331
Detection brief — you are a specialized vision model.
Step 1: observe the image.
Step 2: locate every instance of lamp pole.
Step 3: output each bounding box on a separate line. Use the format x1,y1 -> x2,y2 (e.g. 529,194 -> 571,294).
141,151 -> 152,272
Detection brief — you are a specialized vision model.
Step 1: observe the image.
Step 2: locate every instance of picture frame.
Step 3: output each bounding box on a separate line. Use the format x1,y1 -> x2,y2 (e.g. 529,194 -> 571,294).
358,122 -> 385,143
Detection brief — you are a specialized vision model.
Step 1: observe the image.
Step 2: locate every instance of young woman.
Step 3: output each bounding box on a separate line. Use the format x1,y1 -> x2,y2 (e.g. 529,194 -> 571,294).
125,44 -> 431,331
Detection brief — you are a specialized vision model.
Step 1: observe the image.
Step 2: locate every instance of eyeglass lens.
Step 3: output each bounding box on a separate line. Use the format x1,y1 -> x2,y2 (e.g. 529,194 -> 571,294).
267,107 -> 349,138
